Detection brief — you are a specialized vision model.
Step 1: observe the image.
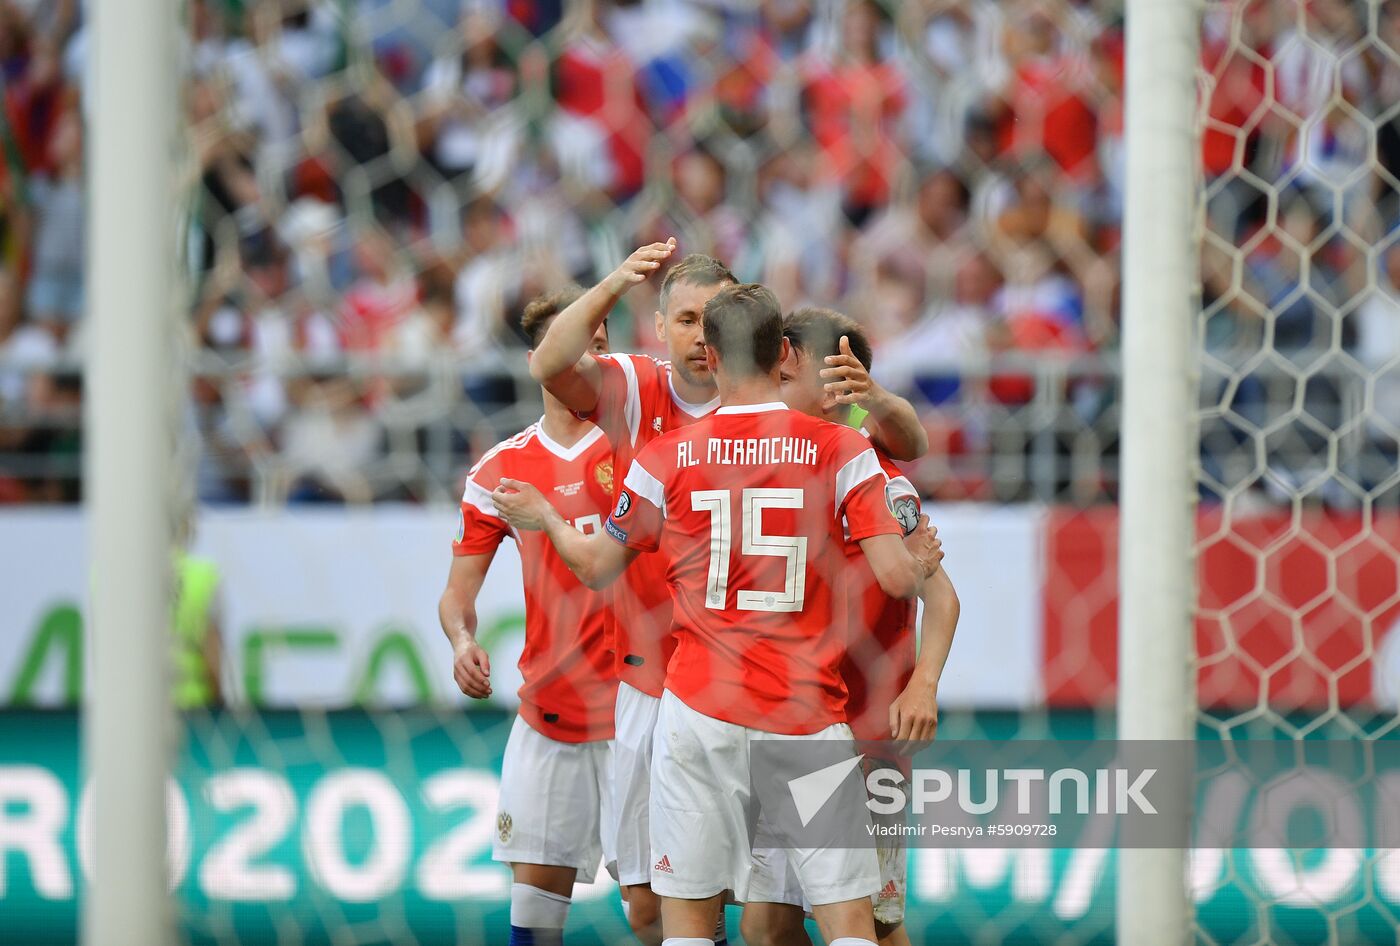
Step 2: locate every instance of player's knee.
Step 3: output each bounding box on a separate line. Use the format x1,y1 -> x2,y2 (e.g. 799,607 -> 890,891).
739,910 -> 801,946
738,911 -> 769,946
625,890 -> 663,943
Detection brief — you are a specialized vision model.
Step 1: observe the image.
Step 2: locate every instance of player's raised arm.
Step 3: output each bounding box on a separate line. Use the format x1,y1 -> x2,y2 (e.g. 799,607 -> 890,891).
492,478 -> 641,589
438,551 -> 496,699
529,239 -> 677,412
821,335 -> 929,461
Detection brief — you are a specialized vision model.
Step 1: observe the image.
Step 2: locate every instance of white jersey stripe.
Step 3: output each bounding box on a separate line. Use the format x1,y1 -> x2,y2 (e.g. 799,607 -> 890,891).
466,426 -> 536,478
887,474 -> 918,502
622,458 -> 667,517
461,477 -> 500,518
834,448 -> 886,517
615,354 -> 642,447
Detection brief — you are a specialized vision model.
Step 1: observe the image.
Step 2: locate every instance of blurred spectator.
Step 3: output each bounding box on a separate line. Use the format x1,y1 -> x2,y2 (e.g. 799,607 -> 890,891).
801,0 -> 906,224
280,374 -> 381,503
25,107 -> 83,342
874,249 -> 1000,401
418,7 -> 520,186
551,3 -> 650,200
452,196 -> 521,358
855,164 -> 972,304
758,142 -> 844,304
666,148 -> 751,270
998,3 -> 1099,182
340,227 -> 417,354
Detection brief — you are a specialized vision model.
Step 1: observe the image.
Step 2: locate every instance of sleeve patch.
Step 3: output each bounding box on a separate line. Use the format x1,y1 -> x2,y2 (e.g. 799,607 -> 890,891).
891,495 -> 920,536
605,518 -> 629,543
613,491 -> 632,519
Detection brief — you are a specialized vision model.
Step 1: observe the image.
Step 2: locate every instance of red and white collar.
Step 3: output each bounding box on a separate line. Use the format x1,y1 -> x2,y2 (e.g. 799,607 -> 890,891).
533,419 -> 605,461
715,402 -> 788,415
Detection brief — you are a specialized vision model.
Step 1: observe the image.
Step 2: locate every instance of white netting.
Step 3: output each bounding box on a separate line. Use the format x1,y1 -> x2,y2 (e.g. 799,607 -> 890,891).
2,0 -> 1399,944
1191,2 -> 1400,943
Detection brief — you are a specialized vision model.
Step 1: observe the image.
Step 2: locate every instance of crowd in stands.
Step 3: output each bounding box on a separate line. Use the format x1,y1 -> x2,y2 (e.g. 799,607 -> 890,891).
1,0 -> 1398,506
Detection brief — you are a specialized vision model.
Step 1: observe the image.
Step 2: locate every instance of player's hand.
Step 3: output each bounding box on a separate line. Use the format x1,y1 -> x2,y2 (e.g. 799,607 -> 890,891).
904,515 -> 944,577
601,238 -> 676,296
889,675 -> 939,755
492,478 -> 553,530
820,336 -> 876,406
452,639 -> 492,699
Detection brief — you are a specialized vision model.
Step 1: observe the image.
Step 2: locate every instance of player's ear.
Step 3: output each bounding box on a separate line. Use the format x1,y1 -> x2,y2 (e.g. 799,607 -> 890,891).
705,345 -> 719,374
654,310 -> 665,343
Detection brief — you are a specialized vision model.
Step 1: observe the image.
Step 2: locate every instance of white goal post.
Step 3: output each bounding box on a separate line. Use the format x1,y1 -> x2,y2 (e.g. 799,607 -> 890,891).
83,0 -> 179,943
1118,0 -> 1201,943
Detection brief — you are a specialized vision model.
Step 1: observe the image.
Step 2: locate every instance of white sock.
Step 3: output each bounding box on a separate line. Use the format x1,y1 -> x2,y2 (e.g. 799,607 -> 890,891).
661,939 -> 712,946
828,939 -> 878,946
510,882 -> 571,929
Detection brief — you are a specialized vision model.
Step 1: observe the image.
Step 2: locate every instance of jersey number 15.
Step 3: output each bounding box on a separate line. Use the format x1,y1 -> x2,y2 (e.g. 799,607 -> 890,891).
691,488 -> 808,614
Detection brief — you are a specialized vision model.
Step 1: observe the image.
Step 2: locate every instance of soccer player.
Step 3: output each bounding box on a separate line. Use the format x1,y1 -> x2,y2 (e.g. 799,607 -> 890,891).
496,284 -> 943,946
527,242 -> 930,943
437,288 -> 618,946
772,307 -> 961,946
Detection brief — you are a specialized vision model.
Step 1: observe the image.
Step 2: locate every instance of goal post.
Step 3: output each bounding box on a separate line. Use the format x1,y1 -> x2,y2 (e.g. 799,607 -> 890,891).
1118,0 -> 1201,943
83,0 -> 180,943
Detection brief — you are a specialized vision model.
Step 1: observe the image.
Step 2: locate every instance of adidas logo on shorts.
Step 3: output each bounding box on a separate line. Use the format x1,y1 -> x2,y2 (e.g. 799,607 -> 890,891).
654,854 -> 674,874
878,880 -> 899,900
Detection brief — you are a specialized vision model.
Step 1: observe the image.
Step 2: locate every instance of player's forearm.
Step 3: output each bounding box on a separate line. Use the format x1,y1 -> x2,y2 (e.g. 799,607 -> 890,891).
864,385 -> 929,462
528,279 -> 619,395
437,586 -> 480,650
540,510 -> 604,587
881,550 -> 925,600
911,568 -> 960,687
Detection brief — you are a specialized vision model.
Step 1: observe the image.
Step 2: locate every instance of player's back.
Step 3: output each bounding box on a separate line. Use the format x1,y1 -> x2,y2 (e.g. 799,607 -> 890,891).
614,401 -> 899,735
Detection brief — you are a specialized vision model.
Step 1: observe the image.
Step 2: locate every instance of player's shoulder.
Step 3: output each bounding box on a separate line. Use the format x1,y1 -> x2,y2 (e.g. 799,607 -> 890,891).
597,351 -> 667,375
807,413 -> 878,456
466,425 -> 539,480
631,421 -> 690,469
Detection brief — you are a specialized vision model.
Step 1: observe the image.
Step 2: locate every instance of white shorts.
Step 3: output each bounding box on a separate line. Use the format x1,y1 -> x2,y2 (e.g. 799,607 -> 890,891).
492,715 -> 615,884
746,763 -> 907,924
649,690 -> 879,906
612,681 -> 661,886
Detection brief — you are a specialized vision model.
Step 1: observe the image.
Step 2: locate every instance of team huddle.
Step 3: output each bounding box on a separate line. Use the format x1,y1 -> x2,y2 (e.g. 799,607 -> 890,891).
439,241 -> 960,946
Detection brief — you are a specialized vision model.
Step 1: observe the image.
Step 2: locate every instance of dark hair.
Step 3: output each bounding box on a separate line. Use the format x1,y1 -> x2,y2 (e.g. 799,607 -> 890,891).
659,253 -> 736,314
521,286 -> 585,347
783,307 -> 873,372
701,283 -> 784,376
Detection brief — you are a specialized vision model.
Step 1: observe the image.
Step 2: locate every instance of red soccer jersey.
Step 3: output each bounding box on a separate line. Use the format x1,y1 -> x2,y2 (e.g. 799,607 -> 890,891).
583,352 -> 720,697
841,448 -> 922,742
602,402 -> 902,735
453,421 -> 618,742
